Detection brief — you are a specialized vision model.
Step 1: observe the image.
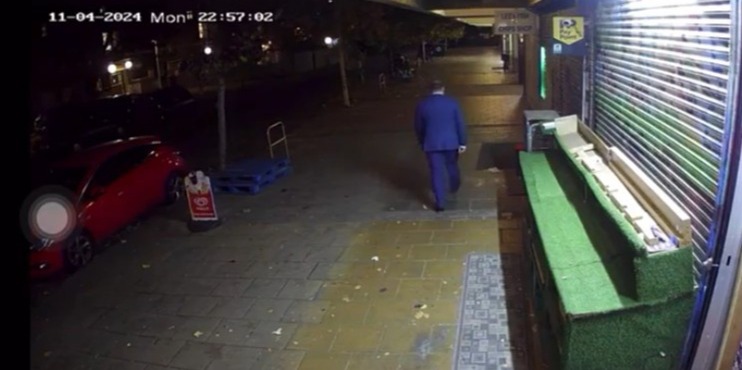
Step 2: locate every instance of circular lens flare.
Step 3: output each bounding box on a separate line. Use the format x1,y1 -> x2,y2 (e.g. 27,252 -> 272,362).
21,188 -> 78,244
35,201 -> 69,235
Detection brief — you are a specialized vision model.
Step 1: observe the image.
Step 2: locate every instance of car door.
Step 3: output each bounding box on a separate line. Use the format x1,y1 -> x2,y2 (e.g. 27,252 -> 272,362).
80,146 -> 152,239
112,145 -> 160,217
122,144 -> 164,208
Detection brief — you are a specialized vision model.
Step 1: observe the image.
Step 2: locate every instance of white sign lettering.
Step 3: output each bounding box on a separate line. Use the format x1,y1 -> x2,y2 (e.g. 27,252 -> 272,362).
492,9 -> 537,35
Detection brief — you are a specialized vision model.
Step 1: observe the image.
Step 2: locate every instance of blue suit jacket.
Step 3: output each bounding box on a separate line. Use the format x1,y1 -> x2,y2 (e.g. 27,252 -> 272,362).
414,94 -> 468,152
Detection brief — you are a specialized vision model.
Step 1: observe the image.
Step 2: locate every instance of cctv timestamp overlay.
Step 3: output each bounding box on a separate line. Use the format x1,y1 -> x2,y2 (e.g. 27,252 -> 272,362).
48,11 -> 275,24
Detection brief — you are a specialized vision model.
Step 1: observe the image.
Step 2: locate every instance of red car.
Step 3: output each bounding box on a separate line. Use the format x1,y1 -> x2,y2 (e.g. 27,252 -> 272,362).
29,136 -> 188,279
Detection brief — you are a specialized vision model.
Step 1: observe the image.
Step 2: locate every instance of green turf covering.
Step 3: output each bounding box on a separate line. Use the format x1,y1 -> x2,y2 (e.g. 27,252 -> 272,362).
520,151 -> 637,314
564,293 -> 694,370
519,144 -> 695,370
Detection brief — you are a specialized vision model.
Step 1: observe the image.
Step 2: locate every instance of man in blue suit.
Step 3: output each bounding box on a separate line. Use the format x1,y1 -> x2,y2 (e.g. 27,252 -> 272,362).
414,80 -> 468,212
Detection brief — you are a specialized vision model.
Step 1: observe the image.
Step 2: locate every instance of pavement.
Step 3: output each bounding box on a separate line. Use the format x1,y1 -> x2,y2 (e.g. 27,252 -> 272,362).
30,46 -> 529,370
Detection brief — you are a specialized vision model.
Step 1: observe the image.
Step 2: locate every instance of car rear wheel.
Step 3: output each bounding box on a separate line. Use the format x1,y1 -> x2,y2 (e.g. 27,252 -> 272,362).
164,172 -> 183,205
64,233 -> 94,272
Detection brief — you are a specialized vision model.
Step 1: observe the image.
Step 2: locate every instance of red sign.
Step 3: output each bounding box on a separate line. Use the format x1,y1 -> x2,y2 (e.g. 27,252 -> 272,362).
184,171 -> 218,221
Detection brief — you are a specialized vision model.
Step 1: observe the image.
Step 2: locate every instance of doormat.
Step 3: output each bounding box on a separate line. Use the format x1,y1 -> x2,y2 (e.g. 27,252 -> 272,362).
476,143 -> 520,171
453,253 -> 529,370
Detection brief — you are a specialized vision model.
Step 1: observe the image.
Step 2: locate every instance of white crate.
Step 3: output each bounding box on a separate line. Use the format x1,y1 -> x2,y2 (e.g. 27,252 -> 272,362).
594,171 -> 622,193
634,217 -> 659,246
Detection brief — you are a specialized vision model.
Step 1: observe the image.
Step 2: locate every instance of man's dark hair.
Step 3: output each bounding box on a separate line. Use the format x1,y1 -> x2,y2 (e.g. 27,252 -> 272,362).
430,80 -> 445,91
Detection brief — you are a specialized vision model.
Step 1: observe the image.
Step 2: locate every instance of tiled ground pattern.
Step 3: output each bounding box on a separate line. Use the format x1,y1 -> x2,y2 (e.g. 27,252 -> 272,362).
455,253 -> 528,370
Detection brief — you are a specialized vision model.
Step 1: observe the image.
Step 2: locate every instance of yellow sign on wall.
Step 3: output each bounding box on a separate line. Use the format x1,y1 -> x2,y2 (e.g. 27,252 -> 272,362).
553,17 -> 584,45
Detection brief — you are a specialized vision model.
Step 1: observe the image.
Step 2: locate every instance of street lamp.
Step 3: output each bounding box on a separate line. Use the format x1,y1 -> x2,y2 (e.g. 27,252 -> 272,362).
204,46 -> 213,55
107,63 -> 117,74
124,60 -> 133,69
323,35 -> 349,106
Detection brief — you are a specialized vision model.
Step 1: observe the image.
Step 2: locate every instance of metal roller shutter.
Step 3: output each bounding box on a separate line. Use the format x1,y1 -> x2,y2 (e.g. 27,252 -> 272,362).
592,0 -> 733,279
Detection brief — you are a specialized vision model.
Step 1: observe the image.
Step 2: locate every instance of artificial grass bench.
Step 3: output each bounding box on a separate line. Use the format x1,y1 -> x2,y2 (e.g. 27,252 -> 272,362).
519,142 -> 695,369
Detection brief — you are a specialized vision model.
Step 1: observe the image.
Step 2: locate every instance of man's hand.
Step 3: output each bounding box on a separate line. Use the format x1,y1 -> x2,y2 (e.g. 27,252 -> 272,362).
458,145 -> 467,154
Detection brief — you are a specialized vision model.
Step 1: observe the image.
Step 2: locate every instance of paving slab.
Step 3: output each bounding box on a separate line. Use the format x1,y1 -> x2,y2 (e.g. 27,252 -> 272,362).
30,46 -> 526,370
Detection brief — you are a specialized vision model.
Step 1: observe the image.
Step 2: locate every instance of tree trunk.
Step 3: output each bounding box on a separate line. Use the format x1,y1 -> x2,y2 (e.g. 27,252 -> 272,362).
335,0 -> 350,107
338,42 -> 350,107
217,76 -> 227,170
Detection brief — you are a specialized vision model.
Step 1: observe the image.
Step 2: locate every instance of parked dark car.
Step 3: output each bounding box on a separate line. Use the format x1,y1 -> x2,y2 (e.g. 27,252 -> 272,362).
31,94 -> 163,158
146,86 -> 206,138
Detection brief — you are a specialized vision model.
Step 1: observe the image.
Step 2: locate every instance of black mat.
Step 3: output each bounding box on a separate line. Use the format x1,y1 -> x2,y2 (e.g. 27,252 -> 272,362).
476,142 -> 520,171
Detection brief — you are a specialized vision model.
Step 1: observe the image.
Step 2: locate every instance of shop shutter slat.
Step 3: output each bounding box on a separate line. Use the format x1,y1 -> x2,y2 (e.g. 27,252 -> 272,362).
592,0 -> 732,279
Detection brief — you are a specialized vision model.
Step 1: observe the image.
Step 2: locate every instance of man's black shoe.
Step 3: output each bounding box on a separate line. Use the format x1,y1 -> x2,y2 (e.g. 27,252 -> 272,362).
434,206 -> 445,212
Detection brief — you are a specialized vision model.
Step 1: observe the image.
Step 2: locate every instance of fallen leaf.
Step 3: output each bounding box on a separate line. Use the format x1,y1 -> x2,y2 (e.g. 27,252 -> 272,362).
342,296 -> 351,302
422,204 -> 428,209
141,264 -> 151,269
379,288 -> 387,293
126,343 -> 132,347
193,331 -> 204,338
354,285 -> 362,290
272,328 -> 282,335
414,311 -> 425,319
371,256 -> 379,262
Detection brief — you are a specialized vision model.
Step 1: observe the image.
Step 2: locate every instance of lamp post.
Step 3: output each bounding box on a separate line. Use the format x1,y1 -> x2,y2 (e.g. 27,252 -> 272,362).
152,40 -> 163,89
325,36 -> 350,107
203,45 -> 227,170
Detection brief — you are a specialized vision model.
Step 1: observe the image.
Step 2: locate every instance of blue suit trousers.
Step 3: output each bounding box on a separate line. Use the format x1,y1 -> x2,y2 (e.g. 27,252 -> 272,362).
426,150 -> 461,208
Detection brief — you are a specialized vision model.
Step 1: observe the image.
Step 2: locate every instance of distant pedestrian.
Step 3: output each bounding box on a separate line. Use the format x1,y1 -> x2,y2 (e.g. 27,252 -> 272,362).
414,80 -> 468,212
378,73 -> 387,93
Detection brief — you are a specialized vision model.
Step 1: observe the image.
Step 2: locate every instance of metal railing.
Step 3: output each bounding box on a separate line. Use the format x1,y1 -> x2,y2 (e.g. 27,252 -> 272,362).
267,121 -> 290,159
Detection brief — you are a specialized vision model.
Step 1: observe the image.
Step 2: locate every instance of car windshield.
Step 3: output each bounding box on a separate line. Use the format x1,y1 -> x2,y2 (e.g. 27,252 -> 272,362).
91,97 -> 132,119
33,166 -> 88,192
152,87 -> 193,106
